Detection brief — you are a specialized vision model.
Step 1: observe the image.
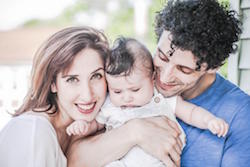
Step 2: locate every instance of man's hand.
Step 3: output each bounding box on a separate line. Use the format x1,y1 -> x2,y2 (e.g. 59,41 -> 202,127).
129,116 -> 183,167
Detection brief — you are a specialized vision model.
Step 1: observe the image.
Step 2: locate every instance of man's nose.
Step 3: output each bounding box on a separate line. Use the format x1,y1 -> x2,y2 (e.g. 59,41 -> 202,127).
160,64 -> 175,83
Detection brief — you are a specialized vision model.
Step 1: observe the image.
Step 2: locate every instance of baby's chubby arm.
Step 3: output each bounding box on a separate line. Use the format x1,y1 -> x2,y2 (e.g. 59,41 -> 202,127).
175,96 -> 229,137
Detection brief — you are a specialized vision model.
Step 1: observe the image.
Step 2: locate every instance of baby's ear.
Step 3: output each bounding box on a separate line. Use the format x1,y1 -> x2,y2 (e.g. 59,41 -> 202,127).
51,82 -> 57,93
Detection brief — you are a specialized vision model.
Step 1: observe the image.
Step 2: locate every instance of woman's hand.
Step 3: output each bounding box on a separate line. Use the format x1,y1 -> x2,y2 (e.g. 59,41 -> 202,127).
128,116 -> 183,167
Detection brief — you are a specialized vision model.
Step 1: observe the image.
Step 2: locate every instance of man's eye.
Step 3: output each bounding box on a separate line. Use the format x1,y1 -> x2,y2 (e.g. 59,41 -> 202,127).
131,88 -> 140,92
91,73 -> 103,80
178,66 -> 194,75
66,77 -> 78,83
158,50 -> 169,62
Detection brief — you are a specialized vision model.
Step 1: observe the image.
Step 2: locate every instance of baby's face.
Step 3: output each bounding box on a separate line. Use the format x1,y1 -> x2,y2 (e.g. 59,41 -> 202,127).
106,67 -> 154,108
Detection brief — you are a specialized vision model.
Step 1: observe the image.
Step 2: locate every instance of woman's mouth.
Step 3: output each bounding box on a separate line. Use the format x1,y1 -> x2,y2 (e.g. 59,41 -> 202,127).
76,102 -> 96,114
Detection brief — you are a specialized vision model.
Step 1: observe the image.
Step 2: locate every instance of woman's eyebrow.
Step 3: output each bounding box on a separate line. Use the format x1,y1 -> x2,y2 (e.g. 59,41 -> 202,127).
91,67 -> 105,74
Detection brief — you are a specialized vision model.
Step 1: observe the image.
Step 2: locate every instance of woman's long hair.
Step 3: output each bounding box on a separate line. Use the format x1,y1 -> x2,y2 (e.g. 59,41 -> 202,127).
15,26 -> 110,116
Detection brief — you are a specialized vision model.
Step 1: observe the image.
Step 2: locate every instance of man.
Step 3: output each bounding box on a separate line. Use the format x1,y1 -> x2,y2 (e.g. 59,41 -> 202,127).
153,0 -> 250,166
67,0 -> 250,166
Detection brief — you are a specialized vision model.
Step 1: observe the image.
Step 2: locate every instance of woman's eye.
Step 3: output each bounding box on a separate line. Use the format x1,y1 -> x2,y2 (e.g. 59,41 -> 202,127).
132,88 -> 140,92
66,77 -> 78,83
91,73 -> 103,80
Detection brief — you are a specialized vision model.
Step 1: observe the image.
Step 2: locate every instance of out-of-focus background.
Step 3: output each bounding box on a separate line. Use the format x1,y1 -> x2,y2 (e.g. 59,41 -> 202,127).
0,0 -> 249,130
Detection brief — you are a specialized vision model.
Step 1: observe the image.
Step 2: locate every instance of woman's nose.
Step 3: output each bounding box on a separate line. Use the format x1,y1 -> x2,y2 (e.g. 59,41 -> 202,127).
79,82 -> 94,102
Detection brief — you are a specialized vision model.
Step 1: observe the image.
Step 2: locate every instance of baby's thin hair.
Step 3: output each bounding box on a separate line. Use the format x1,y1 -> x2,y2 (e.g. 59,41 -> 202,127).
106,37 -> 154,77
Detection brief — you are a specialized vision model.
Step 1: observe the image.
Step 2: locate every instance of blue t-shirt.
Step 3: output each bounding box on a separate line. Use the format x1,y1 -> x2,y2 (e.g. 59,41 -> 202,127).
178,73 -> 250,167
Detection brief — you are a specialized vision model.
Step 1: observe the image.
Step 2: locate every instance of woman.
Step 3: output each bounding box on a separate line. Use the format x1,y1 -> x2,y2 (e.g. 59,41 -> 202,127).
0,26 -> 109,167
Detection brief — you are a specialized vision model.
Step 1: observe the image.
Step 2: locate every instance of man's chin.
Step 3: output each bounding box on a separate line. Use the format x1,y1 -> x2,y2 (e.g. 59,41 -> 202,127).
162,93 -> 178,98
159,89 -> 180,98
156,85 -> 179,97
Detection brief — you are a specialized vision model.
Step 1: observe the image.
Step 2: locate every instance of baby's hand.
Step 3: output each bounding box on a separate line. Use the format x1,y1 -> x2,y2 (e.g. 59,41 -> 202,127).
207,118 -> 229,137
66,120 -> 90,136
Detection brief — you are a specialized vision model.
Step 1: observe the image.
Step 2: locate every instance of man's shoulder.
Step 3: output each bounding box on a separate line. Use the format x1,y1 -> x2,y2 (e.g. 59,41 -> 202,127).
218,75 -> 250,103
195,74 -> 250,120
208,74 -> 250,102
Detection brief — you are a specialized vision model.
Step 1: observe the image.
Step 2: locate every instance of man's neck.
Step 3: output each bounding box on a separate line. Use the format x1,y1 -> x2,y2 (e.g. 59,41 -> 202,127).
182,73 -> 216,100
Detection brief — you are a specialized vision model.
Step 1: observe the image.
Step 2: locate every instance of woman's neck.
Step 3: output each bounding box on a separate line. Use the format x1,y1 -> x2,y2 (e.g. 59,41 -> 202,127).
48,112 -> 73,153
26,110 -> 73,153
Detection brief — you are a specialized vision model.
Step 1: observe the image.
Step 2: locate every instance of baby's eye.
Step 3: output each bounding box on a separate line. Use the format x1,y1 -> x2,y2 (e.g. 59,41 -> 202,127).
114,90 -> 121,94
66,77 -> 79,83
131,88 -> 140,92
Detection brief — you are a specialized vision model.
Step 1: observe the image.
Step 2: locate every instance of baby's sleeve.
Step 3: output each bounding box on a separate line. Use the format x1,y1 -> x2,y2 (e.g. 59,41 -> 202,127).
164,95 -> 177,113
96,109 -> 108,124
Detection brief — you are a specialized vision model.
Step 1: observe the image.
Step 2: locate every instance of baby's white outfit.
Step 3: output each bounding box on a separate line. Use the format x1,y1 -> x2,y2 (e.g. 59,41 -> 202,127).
96,90 -> 186,167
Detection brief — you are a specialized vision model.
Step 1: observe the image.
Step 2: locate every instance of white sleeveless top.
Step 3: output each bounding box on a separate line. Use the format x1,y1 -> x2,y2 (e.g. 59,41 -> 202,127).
0,114 -> 67,167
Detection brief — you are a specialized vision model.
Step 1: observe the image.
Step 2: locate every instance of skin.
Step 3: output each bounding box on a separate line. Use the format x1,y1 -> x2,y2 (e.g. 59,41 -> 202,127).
39,48 -> 107,153
51,48 -> 107,123
68,30 -> 219,167
154,31 -> 216,100
106,62 -> 154,108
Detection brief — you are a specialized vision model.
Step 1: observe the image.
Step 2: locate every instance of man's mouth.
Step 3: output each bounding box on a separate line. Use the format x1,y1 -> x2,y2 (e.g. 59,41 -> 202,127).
157,78 -> 177,91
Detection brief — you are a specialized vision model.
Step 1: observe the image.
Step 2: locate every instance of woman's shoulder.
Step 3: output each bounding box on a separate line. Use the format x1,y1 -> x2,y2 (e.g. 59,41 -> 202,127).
0,114 -> 66,167
1,114 -> 57,141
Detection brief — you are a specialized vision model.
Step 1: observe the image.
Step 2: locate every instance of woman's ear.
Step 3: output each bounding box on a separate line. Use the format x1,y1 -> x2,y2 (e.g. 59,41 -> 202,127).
51,83 -> 57,93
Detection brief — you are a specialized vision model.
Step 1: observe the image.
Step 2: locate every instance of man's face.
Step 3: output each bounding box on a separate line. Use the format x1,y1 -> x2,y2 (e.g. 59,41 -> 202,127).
153,31 -> 208,99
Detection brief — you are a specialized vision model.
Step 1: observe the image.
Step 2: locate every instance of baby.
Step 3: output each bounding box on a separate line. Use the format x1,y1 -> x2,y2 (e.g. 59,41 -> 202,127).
67,37 -> 228,167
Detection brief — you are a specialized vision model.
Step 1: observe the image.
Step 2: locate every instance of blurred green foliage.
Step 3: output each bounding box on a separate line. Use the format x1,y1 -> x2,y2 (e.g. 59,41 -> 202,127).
22,0 -> 230,78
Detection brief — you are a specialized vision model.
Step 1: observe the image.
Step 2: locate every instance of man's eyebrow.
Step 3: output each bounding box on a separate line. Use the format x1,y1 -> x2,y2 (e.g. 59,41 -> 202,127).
157,47 -> 168,57
158,47 -> 195,71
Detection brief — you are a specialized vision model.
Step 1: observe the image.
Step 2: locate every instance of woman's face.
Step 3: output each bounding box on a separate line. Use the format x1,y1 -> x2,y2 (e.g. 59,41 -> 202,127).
51,48 -> 107,122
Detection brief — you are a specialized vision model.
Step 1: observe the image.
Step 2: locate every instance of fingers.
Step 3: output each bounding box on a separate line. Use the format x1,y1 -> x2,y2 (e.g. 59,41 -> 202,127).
208,119 -> 229,137
217,120 -> 229,137
66,126 -> 72,136
162,155 -> 178,167
147,117 -> 180,138
175,137 -> 183,155
66,120 -> 89,136
208,121 -> 218,135
146,116 -> 183,158
134,117 -> 183,167
167,118 -> 181,135
223,122 -> 229,137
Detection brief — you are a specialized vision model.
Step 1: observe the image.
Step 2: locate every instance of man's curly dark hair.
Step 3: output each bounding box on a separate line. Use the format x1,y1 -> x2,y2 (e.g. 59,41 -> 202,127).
155,0 -> 242,70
